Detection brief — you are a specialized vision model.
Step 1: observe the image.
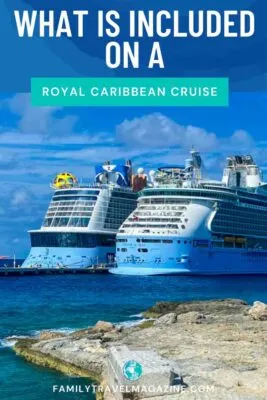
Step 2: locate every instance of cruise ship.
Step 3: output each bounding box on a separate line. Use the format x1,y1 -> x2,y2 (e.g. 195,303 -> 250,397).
22,161 -> 137,269
112,151 -> 267,275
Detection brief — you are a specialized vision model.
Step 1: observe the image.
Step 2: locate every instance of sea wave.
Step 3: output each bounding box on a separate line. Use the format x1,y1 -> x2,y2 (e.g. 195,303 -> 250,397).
1,317 -> 148,347
0,328 -> 77,347
31,327 -> 77,336
0,335 -> 27,348
129,313 -> 144,318
116,318 -> 146,329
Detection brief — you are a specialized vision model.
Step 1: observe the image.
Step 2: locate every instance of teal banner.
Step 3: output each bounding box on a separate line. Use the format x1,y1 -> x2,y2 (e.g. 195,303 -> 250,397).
31,77 -> 229,107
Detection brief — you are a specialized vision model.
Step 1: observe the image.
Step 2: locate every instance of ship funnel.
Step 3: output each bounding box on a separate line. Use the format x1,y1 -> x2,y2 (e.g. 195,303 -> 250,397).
191,149 -> 202,169
190,149 -> 206,180
223,155 -> 262,188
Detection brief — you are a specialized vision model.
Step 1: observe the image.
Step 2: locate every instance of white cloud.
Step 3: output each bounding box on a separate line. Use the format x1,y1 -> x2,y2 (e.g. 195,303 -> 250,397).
230,130 -> 254,149
11,188 -> 34,207
116,113 -> 218,151
3,93 -> 78,137
0,94 -> 116,147
0,151 -> 19,168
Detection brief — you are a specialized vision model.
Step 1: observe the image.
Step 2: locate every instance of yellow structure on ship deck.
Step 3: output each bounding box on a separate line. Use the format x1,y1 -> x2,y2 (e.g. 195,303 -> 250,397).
52,172 -> 78,189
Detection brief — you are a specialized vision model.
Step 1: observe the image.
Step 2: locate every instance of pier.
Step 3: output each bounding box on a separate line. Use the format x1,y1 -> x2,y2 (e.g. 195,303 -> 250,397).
0,264 -> 114,276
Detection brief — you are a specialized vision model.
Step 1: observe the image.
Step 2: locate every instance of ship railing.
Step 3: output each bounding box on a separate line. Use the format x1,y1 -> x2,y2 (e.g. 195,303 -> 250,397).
52,183 -> 134,191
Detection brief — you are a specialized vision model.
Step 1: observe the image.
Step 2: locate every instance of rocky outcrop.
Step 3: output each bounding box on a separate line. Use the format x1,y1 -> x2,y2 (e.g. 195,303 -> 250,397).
70,321 -> 116,340
39,331 -> 66,340
92,321 -> 115,333
176,311 -> 206,324
14,337 -> 106,382
14,339 -> 94,378
154,312 -> 177,326
143,298 -> 249,318
248,301 -> 267,321
12,299 -> 267,400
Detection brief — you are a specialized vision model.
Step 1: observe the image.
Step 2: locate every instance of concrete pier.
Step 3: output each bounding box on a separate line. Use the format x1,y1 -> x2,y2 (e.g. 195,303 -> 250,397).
0,266 -> 111,276
106,345 -> 182,399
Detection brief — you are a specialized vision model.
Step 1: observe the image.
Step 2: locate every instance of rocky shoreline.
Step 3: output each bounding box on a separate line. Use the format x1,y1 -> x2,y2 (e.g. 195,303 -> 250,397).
11,299 -> 267,400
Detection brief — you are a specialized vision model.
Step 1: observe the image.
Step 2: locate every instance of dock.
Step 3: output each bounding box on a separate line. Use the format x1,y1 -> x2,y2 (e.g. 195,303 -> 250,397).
0,265 -> 114,276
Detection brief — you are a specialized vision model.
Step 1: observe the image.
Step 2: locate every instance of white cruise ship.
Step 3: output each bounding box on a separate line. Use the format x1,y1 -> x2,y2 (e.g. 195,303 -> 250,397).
112,151 -> 267,275
22,161 -> 137,269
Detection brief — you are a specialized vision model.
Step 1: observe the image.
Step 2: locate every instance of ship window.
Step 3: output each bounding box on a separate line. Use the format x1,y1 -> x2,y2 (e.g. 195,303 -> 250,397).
30,232 -> 115,248
136,239 -> 141,242
181,225 -> 186,229
121,248 -> 127,252
52,195 -> 98,202
162,240 -> 173,243
193,240 -> 209,247
177,240 -> 181,244
196,243 -> 208,248
212,241 -> 223,248
54,190 -> 100,196
117,239 -> 127,243
68,218 -> 90,227
138,248 -> 148,252
103,196 -> 137,230
142,239 -> 161,243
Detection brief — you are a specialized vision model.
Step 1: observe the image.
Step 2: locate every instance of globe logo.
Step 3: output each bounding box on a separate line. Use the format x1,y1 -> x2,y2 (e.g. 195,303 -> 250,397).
123,360 -> 143,381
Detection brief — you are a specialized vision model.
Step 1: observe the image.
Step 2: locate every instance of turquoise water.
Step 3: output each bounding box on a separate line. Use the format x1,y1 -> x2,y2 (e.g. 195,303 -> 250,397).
1,274 -> 267,400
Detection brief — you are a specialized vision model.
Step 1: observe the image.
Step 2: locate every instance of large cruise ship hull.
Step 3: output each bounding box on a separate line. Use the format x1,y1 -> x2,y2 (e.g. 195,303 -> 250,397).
112,236 -> 267,275
22,246 -> 115,269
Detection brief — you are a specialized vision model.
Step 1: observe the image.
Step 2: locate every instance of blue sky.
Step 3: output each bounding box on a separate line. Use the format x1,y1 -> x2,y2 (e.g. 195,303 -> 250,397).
0,92 -> 266,257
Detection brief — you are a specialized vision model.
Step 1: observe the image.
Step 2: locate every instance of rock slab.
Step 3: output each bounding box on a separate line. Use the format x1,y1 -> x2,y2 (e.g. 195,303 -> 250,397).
106,345 -> 182,399
248,301 -> 267,321
154,313 -> 177,326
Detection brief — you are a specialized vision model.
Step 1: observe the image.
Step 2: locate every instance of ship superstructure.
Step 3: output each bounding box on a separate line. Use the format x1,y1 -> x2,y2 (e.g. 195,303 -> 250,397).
112,151 -> 267,275
22,161 -> 137,269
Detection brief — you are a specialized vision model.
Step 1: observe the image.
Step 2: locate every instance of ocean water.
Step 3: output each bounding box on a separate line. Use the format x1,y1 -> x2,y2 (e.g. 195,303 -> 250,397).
0,273 -> 267,400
